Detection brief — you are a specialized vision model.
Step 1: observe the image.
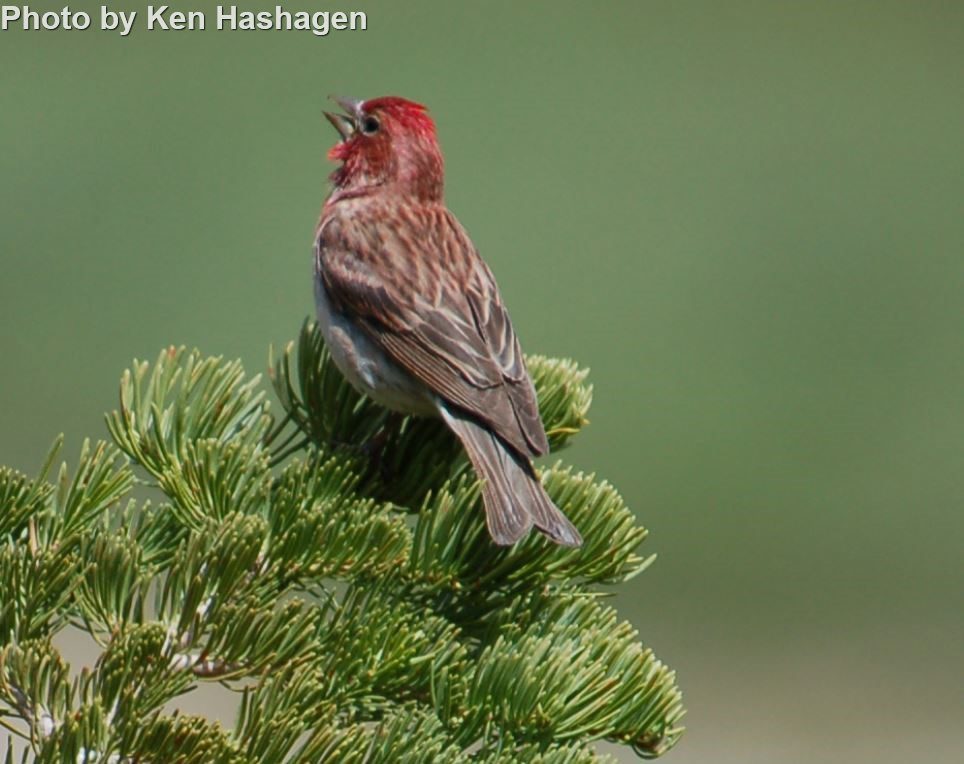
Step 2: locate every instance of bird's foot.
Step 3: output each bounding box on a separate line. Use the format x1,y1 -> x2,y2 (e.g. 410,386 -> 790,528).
358,413 -> 403,486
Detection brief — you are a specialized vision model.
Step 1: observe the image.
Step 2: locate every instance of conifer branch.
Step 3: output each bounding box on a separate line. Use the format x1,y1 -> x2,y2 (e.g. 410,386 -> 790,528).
0,321 -> 684,761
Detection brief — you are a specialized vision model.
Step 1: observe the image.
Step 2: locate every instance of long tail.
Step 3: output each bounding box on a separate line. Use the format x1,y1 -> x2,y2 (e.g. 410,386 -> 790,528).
438,404 -> 582,547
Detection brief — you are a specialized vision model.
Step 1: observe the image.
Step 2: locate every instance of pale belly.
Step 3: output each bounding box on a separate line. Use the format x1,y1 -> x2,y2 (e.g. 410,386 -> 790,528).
313,274 -> 438,417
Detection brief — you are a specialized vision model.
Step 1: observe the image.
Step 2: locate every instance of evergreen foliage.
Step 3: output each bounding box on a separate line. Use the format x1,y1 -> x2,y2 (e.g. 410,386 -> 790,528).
0,321 -> 684,762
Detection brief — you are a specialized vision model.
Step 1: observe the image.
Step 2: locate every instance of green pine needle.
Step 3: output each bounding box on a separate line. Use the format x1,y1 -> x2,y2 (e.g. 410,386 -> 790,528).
0,322 -> 684,762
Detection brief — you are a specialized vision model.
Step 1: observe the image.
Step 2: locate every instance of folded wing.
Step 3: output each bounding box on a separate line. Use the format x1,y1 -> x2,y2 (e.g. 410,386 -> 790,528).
316,203 -> 549,459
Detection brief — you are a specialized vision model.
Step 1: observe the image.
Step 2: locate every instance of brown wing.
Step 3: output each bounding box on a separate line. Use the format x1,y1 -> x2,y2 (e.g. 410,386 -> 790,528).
316,201 -> 548,458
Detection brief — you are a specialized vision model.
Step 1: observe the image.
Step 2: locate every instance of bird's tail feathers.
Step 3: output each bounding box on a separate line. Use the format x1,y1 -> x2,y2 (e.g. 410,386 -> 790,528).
439,404 -> 582,547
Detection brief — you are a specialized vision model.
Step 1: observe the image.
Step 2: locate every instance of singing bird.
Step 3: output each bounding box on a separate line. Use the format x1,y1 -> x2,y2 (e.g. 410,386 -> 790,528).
314,96 -> 581,547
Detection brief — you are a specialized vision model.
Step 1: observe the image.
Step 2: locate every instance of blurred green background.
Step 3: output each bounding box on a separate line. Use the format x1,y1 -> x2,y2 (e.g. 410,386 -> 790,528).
1,1 -> 962,761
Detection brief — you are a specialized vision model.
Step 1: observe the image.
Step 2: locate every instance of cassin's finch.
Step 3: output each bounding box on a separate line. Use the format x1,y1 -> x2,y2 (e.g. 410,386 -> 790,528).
314,96 -> 581,547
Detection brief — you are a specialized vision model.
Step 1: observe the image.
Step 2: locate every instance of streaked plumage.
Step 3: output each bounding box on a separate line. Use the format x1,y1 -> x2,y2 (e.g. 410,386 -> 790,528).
314,96 -> 581,547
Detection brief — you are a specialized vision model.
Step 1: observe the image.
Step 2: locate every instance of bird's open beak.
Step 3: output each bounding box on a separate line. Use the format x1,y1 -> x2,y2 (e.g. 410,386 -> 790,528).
323,96 -> 363,141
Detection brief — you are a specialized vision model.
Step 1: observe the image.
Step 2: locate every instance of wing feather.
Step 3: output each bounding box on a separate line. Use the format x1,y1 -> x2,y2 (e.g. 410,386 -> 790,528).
317,202 -> 548,458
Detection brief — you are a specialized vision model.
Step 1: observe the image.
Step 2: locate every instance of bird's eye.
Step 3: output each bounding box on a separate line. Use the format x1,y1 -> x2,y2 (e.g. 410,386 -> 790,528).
361,115 -> 380,135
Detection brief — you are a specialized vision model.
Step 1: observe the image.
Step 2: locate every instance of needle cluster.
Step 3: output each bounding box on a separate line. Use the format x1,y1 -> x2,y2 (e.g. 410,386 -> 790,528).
0,322 -> 684,762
